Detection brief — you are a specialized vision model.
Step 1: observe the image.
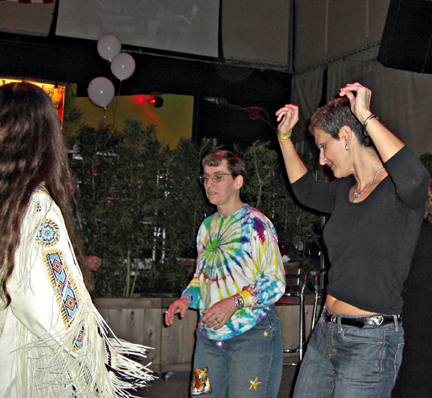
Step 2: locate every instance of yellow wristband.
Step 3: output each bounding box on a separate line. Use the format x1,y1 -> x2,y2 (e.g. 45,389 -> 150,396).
277,129 -> 292,140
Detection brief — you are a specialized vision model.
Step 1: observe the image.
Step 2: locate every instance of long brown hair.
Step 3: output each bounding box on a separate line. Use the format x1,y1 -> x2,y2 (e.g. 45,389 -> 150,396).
0,82 -> 86,305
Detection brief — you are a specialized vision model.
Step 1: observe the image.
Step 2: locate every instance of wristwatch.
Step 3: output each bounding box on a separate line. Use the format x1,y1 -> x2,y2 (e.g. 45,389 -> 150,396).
234,295 -> 245,310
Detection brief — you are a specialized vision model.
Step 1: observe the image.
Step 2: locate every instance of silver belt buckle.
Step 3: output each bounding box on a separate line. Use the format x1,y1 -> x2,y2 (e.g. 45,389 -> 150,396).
331,315 -> 338,324
370,315 -> 384,326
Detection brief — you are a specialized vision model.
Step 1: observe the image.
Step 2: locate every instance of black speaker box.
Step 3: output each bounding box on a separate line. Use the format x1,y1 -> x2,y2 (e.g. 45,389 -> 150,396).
378,0 -> 432,73
193,97 -> 278,151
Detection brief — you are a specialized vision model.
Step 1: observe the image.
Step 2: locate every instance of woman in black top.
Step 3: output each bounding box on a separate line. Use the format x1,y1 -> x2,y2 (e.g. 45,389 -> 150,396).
275,83 -> 429,398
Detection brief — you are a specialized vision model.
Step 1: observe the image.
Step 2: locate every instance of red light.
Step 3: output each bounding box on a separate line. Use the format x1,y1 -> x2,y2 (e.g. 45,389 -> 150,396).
134,95 -> 145,105
148,95 -> 163,108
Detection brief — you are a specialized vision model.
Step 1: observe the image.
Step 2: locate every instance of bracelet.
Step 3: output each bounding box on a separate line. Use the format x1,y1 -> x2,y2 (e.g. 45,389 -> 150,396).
181,293 -> 193,306
363,114 -> 379,129
277,129 -> 292,140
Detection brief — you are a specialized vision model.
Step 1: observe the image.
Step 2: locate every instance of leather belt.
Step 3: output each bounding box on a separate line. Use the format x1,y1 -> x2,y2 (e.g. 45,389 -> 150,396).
324,312 -> 402,328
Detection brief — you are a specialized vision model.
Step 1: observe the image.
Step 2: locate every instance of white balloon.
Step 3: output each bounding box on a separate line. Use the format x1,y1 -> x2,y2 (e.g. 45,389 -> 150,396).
87,77 -> 115,108
97,34 -> 121,62
111,53 -> 136,81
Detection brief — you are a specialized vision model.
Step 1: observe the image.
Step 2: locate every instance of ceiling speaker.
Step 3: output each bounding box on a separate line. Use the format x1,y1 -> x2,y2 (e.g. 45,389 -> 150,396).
378,0 -> 432,74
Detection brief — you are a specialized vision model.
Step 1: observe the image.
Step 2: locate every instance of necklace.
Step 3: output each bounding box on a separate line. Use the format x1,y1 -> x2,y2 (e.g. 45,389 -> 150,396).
353,167 -> 384,203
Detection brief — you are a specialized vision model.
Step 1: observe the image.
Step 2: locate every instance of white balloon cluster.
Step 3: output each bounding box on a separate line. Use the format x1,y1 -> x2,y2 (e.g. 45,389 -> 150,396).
88,34 -> 136,109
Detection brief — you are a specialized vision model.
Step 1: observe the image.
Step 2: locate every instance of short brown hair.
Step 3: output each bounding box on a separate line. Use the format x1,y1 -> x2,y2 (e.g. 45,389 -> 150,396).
202,150 -> 246,194
202,150 -> 246,180
309,96 -> 372,147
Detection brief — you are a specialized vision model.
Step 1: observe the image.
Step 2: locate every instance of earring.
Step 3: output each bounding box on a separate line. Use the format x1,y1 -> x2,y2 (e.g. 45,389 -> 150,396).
345,143 -> 349,151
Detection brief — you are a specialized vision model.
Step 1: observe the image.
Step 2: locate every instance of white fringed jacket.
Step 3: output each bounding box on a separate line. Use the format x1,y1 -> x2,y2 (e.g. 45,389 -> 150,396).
0,186 -> 153,397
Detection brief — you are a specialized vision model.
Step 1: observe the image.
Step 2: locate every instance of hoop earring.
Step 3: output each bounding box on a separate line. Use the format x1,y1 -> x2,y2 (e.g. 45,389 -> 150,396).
345,143 -> 349,151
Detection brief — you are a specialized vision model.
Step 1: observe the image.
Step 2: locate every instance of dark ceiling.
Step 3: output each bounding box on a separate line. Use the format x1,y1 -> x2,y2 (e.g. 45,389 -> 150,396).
0,31 -> 292,107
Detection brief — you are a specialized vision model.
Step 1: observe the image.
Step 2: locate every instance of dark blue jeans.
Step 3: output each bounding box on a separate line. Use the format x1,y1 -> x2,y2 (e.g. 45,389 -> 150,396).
293,309 -> 404,398
191,307 -> 283,397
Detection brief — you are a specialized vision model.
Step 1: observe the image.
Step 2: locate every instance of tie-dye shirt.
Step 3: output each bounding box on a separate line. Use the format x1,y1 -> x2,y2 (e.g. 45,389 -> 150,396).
181,203 -> 286,340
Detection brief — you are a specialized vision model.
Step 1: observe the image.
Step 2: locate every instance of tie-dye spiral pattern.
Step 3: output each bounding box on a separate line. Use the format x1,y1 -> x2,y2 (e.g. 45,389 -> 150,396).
182,204 -> 286,340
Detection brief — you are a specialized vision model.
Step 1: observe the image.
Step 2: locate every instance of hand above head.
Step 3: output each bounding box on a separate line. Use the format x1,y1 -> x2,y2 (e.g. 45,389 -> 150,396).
164,297 -> 189,326
339,83 -> 372,124
200,296 -> 237,330
275,104 -> 299,135
340,82 -> 405,162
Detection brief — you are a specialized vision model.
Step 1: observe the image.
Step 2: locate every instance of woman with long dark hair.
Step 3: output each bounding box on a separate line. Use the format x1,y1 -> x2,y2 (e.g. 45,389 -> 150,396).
0,82 -> 152,397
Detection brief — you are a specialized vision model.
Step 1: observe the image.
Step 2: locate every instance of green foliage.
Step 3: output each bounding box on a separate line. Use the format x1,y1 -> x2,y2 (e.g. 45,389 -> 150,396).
62,105 -> 84,147
70,121 -> 320,297
151,138 -> 220,292
239,141 -> 320,252
70,120 -> 219,297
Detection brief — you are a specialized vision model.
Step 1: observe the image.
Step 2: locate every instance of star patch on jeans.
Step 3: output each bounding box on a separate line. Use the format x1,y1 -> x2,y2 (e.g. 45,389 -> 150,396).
191,367 -> 212,395
250,377 -> 262,391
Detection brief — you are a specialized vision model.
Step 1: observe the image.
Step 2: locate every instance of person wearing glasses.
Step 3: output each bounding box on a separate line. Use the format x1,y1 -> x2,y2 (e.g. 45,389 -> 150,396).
165,150 -> 286,398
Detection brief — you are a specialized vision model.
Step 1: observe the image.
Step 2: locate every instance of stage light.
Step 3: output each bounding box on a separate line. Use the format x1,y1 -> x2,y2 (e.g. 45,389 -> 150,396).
148,95 -> 163,108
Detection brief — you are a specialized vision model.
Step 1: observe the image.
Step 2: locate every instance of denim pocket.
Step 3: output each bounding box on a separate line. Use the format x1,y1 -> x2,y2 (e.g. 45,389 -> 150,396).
340,325 -> 384,345
338,326 -> 385,376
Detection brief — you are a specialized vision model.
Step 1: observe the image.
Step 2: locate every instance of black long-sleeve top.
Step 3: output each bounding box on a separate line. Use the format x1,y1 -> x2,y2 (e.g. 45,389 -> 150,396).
292,146 -> 429,314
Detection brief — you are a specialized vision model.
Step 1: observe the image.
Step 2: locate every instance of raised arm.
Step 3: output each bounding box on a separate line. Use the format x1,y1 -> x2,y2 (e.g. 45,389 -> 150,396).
339,83 -> 405,163
275,104 -> 308,183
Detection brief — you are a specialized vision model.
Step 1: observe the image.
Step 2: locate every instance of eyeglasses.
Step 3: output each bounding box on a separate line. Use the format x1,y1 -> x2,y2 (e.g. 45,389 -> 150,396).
199,172 -> 231,184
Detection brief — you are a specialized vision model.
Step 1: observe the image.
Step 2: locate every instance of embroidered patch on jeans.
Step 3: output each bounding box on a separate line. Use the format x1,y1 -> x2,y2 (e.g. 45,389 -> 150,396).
36,219 -> 60,247
250,377 -> 262,391
191,367 -> 212,395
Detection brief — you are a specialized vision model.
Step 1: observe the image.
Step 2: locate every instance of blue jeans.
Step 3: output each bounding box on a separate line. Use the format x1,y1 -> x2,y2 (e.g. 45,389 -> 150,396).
191,307 -> 283,397
293,309 -> 404,398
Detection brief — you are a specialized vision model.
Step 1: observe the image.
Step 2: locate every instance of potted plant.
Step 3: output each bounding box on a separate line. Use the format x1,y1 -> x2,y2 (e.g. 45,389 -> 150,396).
69,119 -> 321,298
70,120 -> 221,297
68,120 -> 322,372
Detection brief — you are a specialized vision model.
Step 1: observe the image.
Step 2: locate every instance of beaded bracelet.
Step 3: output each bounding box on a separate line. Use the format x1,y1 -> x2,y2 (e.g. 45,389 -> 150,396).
277,129 -> 292,140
